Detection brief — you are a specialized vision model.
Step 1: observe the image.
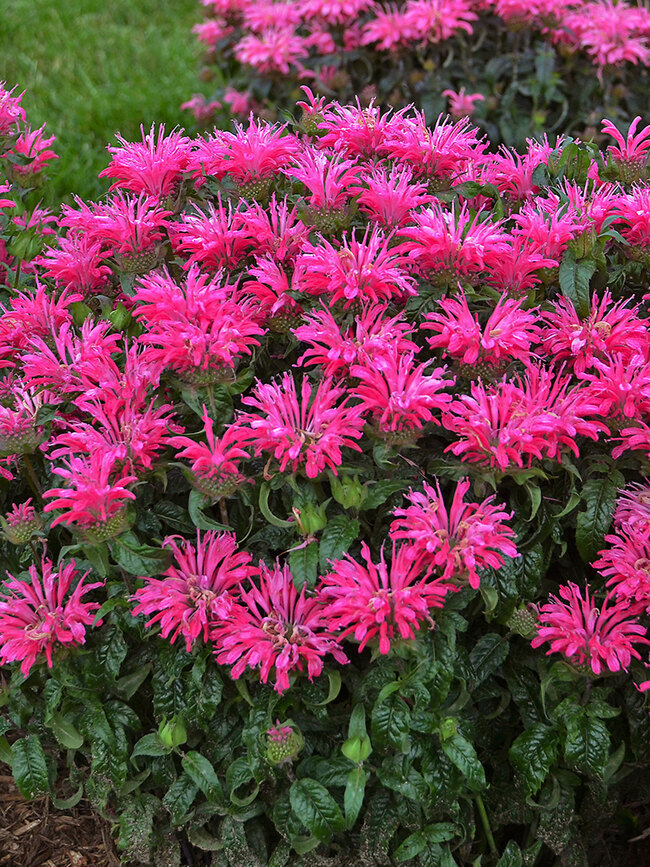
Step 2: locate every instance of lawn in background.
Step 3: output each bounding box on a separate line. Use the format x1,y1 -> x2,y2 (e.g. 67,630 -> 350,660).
1,0 -> 207,203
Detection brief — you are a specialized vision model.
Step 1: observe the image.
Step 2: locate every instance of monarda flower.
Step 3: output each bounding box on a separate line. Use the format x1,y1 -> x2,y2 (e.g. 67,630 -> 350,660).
0,557 -> 102,676
238,196 -> 308,262
294,226 -> 416,308
171,197 -> 255,271
531,583 -> 649,676
423,293 -> 539,375
294,303 -> 418,379
5,124 -> 58,178
540,291 -> 650,376
580,355 -> 650,423
132,531 -> 256,652
284,149 -> 360,230
43,450 -> 137,541
239,373 -> 365,478
243,256 -> 303,330
351,350 -> 454,442
402,0 -> 477,44
99,124 -> 191,198
0,389 -> 47,456
390,478 -> 517,589
592,530 -> 650,611
0,498 -> 42,545
602,115 -> 650,183
38,234 -> 112,297
88,192 -> 172,273
234,27 -> 311,77
0,82 -> 26,138
443,88 -> 485,120
612,481 -> 650,537
319,542 -> 455,654
212,561 -> 347,693
169,411 -> 254,499
349,164 -> 433,229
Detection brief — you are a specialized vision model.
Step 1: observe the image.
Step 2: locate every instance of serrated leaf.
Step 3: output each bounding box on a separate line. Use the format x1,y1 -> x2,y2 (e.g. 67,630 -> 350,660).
372,694 -> 411,752
559,249 -> 596,319
182,751 -> 224,804
11,736 -> 49,800
470,634 -> 510,687
290,778 -> 345,842
361,479 -> 410,510
575,470 -> 624,562
132,733 -> 170,759
163,774 -> 199,824
509,723 -> 558,795
564,710 -> 610,776
289,542 -> 319,591
440,735 -> 485,791
319,515 -> 360,571
496,840 -> 523,867
110,532 -> 171,577
344,767 -> 368,828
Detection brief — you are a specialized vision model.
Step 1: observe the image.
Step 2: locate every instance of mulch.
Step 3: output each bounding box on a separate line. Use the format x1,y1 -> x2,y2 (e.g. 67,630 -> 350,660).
0,774 -> 120,867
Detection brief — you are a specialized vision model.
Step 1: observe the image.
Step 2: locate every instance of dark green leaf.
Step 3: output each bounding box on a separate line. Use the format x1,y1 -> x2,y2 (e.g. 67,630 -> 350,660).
163,773 -> 199,824
440,735 -> 485,791
575,470 -> 624,562
290,778 -> 345,842
188,489 -> 231,531
559,249 -> 596,319
110,532 -> 171,577
344,767 -> 368,828
469,634 -> 510,687
509,723 -> 558,795
132,733 -> 170,759
11,736 -> 49,800
289,542 -> 319,591
564,710 -> 610,776
153,501 -> 195,534
361,479 -> 410,511
372,694 -> 411,752
496,840 -> 523,867
95,624 -> 128,679
182,751 -> 224,804
50,711 -> 83,750
319,515 -> 360,572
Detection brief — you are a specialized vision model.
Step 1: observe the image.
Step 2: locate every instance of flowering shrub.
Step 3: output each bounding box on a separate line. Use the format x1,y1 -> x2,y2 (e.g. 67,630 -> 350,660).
1,80 -> 650,864
187,0 -> 650,149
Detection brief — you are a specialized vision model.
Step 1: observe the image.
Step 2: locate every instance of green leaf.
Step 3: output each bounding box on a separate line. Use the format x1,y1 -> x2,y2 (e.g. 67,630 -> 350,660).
289,542 -> 319,591
163,773 -> 199,824
361,479 -> 410,511
289,778 -> 345,842
11,736 -> 49,800
52,782 -> 84,810
153,501 -> 195,534
496,840 -> 523,867
182,751 -> 224,804
132,733 -> 170,759
344,767 -> 368,829
110,532 -> 171,576
50,711 -> 83,750
0,736 -> 13,767
563,709 -> 610,777
440,735 -> 485,791
187,826 -> 224,852
509,723 -> 558,795
259,482 -> 294,527
372,694 -> 411,752
394,824 -> 457,863
188,489 -> 230,531
95,624 -> 128,679
470,634 -> 510,687
575,470 -> 624,562
559,249 -> 596,318
319,515 -> 360,571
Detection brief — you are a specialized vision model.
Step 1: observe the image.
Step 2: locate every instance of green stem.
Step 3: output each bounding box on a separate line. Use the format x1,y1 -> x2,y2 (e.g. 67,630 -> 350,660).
22,453 -> 42,504
475,793 -> 498,858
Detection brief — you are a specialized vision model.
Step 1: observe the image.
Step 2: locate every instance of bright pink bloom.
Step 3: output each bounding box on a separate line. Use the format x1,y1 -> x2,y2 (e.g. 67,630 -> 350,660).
212,560 -> 347,693
423,293 -> 539,369
294,303 -> 418,378
349,164 -> 433,228
593,530 -> 650,611
512,197 -> 588,261
613,481 -> 650,537
171,198 -> 255,270
223,87 -> 254,116
284,149 -> 361,211
99,125 -> 192,198
132,531 -> 256,652
602,116 -> 650,181
1,498 -> 42,544
612,421 -> 650,460
531,583 -> 649,675
238,196 -> 308,262
294,227 -> 416,307
443,88 -> 485,119
181,94 -> 221,124
580,355 -> 650,421
0,557 -> 102,676
483,236 -> 558,296
6,125 -> 58,176
561,0 -> 650,68
0,82 -> 26,137
242,256 -> 303,325
87,192 -> 171,262
351,350 -> 454,436
613,186 -> 650,247
299,0 -> 374,24
239,373 -> 365,477
234,27 -> 310,76
315,101 -> 407,159
38,234 -> 112,296
390,479 -> 517,589
540,291 -> 650,375
402,0 -> 477,43
193,18 -> 234,46
320,542 -> 455,654
43,451 -> 137,529
0,388 -> 49,456
361,6 -> 416,51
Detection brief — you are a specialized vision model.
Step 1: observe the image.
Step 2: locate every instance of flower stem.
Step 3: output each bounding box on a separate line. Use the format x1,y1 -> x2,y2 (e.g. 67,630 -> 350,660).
475,793 -> 498,857
22,454 -> 42,504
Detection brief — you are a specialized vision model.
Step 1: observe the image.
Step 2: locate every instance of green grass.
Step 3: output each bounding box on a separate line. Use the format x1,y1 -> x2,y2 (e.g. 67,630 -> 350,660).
1,0 -> 208,203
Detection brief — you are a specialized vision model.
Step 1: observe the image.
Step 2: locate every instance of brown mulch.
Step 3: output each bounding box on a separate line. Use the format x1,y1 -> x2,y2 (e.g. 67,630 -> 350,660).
0,774 -> 120,867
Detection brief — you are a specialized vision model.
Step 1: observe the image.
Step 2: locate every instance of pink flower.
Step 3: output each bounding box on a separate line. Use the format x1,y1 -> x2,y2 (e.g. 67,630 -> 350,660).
212,560 -> 347,693
171,198 -> 255,270
1,498 -> 42,545
38,234 -> 112,296
320,542 -> 455,654
580,355 -> 650,422
5,125 -> 58,177
284,149 -> 361,212
223,88 -> 254,116
294,226 -> 416,307
561,0 -> 650,68
531,583 -> 649,675
86,192 -> 172,263
169,410 -> 254,499
43,451 -> 137,530
512,196 -> 588,261
238,196 -> 308,262
99,124 -> 192,198
234,27 -> 310,76
294,303 -> 418,378
390,479 -> 517,589
315,101 -> 407,160
613,186 -> 650,248
193,18 -> 234,47
402,0 -> 478,43
443,88 -> 485,119
0,557 -> 102,676
132,531 -> 256,652
361,6 -> 417,51
351,350 -> 454,437
423,293 -> 539,369
602,116 -> 650,181
349,164 -> 433,228
242,256 -> 303,326
483,236 -> 558,296
239,373 -> 365,477
181,94 -> 221,124
299,0 -> 373,25
0,82 -> 26,137
592,530 -> 650,610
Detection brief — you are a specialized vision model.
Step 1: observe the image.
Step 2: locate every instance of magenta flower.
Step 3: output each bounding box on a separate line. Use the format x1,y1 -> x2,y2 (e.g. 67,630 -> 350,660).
592,531 -> 650,611
212,561 -> 347,693
240,373 -> 365,478
443,88 -> 485,120
38,233 -> 112,296
6,124 -> 58,177
602,116 -> 650,181
0,557 -> 102,676
402,0 -> 477,44
320,542 -> 455,654
531,583 -> 649,676
284,149 -> 361,212
0,82 -> 26,137
171,198 -> 255,271
99,124 -> 191,198
234,27 -> 310,76
390,479 -> 518,589
350,164 -> 433,229
351,350 -> 454,438
132,531 -> 256,652
1,498 -> 42,545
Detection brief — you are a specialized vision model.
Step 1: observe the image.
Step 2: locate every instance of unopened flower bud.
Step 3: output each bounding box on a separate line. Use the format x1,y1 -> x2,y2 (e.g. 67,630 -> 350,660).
265,721 -> 304,765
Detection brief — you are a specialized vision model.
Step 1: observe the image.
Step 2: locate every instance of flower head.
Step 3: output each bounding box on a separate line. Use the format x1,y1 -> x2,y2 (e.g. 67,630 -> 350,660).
99,124 -> 191,198
0,557 -> 102,676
